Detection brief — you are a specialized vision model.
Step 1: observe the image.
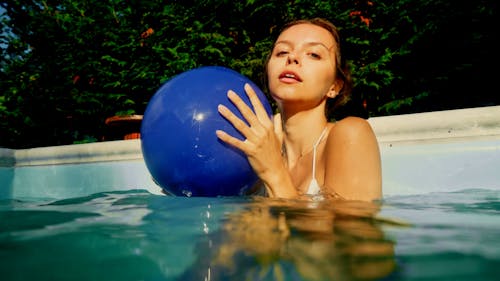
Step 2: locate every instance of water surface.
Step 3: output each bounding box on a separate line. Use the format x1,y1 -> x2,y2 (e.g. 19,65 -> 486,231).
1,188 -> 499,281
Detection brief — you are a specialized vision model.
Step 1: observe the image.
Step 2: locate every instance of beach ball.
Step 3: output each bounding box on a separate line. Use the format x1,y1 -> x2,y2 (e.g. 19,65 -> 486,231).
141,66 -> 273,197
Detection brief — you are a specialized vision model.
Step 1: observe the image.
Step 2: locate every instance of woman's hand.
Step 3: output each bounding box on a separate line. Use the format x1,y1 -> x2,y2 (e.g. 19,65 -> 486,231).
216,84 -> 297,197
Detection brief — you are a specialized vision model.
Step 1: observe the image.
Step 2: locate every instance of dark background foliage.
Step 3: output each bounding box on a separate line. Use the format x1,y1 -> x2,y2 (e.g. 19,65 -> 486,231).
0,0 -> 497,148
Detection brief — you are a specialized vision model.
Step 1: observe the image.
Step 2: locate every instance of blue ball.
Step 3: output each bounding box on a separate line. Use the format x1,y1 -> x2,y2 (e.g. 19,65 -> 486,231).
141,66 -> 273,197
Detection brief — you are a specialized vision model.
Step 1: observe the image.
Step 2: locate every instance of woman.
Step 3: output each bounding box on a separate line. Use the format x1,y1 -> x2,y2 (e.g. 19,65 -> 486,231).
216,18 -> 381,201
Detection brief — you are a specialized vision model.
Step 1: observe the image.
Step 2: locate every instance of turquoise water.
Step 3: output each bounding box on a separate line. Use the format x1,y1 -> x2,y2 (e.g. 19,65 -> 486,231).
1,189 -> 499,281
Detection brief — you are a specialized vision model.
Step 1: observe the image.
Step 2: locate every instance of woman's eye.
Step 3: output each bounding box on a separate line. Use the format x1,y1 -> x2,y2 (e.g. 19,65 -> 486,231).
276,51 -> 288,56
308,53 -> 321,59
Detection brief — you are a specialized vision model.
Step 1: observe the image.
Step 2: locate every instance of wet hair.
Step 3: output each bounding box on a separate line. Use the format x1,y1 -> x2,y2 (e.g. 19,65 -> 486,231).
264,18 -> 353,118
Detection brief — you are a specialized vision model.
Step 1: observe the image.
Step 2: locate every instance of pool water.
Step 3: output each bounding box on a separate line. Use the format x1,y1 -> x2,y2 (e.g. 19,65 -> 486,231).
1,188 -> 499,281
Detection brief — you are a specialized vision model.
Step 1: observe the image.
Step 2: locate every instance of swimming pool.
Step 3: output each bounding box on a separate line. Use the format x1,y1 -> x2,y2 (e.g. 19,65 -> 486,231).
1,106 -> 499,280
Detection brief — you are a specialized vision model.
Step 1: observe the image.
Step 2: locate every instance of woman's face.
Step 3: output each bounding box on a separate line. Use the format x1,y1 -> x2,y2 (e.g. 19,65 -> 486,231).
267,23 -> 338,109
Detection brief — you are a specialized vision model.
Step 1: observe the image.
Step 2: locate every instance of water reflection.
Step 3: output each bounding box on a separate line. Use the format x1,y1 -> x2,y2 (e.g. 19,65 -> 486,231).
178,197 -> 398,281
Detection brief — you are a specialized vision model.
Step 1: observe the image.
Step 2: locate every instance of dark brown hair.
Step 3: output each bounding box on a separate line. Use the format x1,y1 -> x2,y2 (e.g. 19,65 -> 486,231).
264,18 -> 353,118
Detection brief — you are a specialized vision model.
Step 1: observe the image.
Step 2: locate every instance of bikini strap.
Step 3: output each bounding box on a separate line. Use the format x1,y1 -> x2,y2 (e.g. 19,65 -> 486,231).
307,126 -> 328,195
311,126 -> 328,181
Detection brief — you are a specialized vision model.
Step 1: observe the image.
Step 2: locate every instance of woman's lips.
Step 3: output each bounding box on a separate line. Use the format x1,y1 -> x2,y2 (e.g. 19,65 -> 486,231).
279,71 -> 302,83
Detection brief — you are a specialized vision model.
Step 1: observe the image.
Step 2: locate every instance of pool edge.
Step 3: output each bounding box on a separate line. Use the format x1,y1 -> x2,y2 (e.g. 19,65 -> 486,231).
1,106 -> 499,199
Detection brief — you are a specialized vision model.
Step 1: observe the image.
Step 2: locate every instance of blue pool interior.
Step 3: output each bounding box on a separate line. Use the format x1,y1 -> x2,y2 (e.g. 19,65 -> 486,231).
1,106 -> 500,281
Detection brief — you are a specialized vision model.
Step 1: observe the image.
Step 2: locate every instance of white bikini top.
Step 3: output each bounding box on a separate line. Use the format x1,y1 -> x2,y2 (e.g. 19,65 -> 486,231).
305,126 -> 328,195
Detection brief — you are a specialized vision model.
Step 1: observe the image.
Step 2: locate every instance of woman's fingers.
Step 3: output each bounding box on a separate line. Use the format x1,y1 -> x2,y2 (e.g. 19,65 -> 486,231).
217,104 -> 253,138
226,90 -> 260,127
243,83 -> 271,125
215,129 -> 247,152
217,84 -> 275,154
216,102 -> 257,154
273,113 -> 284,145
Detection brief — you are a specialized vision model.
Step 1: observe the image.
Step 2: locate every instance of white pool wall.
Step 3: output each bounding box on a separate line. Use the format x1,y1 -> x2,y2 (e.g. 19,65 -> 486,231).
1,105 -> 499,199
0,141 -> 159,199
370,105 -> 500,197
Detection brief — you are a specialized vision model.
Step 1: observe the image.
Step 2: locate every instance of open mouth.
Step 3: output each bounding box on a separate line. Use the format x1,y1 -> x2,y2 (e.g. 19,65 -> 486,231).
279,71 -> 302,82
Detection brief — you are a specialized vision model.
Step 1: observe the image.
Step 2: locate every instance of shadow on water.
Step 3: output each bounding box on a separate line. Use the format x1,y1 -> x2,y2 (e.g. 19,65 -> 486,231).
176,196 -> 402,281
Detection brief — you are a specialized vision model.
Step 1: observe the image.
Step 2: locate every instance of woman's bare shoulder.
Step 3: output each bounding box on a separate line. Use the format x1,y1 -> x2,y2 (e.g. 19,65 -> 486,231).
325,117 -> 382,201
329,116 -> 376,141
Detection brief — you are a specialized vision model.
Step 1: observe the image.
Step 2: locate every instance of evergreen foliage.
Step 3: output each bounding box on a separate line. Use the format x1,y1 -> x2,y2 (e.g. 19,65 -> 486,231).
0,0 -> 497,148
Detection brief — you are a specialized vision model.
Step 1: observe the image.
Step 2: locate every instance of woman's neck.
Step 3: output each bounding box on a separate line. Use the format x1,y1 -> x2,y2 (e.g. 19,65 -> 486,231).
281,107 -> 328,163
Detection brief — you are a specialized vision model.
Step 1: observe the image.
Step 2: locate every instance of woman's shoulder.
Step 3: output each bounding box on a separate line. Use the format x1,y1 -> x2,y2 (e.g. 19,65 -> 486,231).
329,116 -> 375,139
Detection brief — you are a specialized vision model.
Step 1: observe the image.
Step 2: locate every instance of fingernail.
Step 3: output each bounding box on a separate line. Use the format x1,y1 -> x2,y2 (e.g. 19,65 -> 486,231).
218,104 -> 227,113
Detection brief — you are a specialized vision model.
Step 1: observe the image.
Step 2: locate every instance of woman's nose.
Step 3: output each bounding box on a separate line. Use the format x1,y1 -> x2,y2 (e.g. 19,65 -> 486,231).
286,53 -> 299,65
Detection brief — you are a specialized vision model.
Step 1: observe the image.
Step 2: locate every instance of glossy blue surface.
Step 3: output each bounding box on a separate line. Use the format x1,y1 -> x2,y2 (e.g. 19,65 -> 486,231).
141,66 -> 273,197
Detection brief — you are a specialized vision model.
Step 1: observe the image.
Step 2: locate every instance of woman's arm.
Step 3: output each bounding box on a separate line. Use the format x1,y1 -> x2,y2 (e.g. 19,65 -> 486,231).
323,116 -> 382,201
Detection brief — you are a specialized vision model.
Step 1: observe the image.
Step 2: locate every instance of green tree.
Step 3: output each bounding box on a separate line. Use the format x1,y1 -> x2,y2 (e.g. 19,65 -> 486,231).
1,0 -> 497,148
